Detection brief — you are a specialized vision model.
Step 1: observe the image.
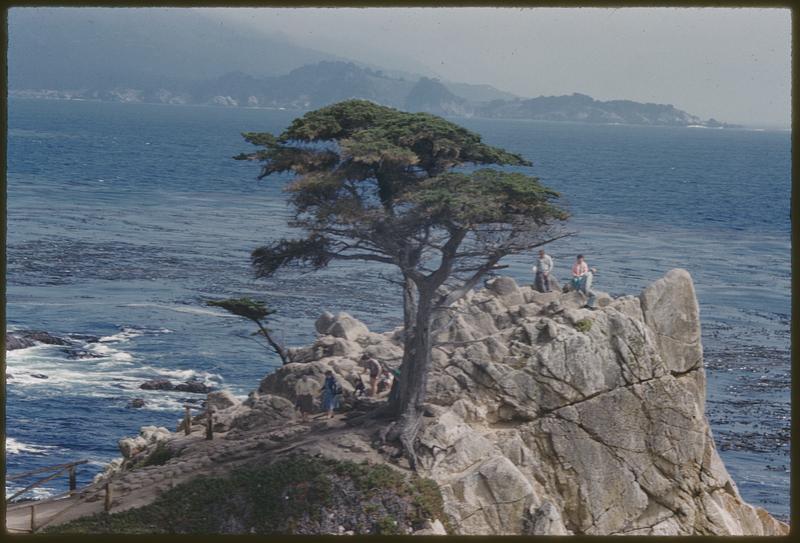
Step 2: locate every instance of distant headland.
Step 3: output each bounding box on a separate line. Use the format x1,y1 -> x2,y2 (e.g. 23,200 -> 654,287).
9,61 -> 737,129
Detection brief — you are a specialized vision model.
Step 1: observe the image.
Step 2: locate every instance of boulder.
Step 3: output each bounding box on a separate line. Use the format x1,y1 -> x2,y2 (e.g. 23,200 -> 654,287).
315,311 -> 336,335
639,268 -> 702,374
413,519 -> 447,535
206,390 -> 240,411
485,276 -> 525,306
24,330 -> 71,346
128,398 -> 146,408
526,502 -> 571,535
6,330 -> 70,350
231,393 -> 295,431
118,425 -> 171,458
6,333 -> 35,350
327,312 -> 370,341
174,380 -> 213,394
140,379 -> 174,391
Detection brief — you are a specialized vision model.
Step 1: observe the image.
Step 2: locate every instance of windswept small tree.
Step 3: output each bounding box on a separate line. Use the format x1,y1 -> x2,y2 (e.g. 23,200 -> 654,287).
236,100 -> 569,466
208,297 -> 289,365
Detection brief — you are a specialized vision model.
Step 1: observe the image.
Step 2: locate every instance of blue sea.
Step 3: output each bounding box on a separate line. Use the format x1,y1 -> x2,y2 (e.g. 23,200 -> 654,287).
5,99 -> 791,521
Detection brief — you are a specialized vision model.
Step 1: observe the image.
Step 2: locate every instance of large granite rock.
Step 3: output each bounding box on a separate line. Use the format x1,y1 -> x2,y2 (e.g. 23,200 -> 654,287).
410,270 -> 787,535
100,269 -> 787,536
250,269 -> 787,535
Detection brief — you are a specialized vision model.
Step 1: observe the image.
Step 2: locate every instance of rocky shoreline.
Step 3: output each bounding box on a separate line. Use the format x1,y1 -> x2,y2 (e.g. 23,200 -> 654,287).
28,270 -> 790,535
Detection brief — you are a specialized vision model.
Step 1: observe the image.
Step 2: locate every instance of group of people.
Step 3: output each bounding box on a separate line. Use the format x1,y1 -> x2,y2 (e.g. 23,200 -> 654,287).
534,249 -> 598,309
292,249 -> 596,423
292,353 -> 395,422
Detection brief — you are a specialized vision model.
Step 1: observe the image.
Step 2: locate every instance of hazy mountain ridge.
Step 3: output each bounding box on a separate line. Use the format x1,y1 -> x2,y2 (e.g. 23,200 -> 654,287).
9,9 -> 734,127
10,61 -> 735,128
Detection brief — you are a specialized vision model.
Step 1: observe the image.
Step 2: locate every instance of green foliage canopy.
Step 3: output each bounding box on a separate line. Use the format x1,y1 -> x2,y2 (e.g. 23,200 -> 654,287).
207,298 -> 275,322
235,99 -> 567,282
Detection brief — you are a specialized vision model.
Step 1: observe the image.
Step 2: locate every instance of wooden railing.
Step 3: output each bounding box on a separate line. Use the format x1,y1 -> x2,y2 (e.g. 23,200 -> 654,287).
6,459 -> 89,532
7,460 -> 88,502
7,408 -> 215,533
183,403 -> 214,440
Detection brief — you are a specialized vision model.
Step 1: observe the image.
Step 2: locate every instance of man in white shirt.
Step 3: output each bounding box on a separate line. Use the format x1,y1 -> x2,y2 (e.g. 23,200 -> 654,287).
534,249 -> 554,292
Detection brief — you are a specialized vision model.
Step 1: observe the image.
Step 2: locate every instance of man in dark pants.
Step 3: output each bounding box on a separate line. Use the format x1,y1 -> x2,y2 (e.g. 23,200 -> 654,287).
359,353 -> 382,397
534,249 -> 554,292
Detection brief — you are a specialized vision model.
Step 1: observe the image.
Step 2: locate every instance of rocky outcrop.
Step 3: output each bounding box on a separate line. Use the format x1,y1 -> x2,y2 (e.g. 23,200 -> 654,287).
139,379 -> 213,394
96,269 -> 787,535
6,330 -> 71,350
258,269 -> 784,535
93,425 -> 174,481
409,269 -> 786,535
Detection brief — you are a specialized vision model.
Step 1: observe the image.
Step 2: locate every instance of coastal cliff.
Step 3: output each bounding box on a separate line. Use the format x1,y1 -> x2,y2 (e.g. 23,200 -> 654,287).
49,270 -> 788,535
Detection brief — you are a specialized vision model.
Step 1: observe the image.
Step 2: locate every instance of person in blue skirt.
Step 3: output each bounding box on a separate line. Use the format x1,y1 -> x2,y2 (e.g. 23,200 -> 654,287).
320,370 -> 341,419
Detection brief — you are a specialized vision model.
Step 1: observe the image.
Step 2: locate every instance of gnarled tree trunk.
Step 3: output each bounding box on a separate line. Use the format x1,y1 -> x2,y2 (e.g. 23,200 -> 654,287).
389,282 -> 436,469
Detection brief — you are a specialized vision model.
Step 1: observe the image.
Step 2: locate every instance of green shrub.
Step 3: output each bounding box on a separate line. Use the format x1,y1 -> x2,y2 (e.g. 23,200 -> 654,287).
139,442 -> 175,468
47,455 -> 450,535
575,319 -> 593,333
375,515 -> 401,535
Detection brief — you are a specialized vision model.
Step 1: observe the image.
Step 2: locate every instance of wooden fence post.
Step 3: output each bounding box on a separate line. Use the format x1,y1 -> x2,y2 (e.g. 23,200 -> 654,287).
30,504 -> 36,532
68,465 -> 77,495
184,406 -> 191,436
104,482 -> 112,512
205,408 -> 214,440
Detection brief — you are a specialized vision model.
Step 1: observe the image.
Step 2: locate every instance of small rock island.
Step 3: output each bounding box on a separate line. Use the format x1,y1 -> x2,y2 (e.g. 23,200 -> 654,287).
41,270 -> 788,535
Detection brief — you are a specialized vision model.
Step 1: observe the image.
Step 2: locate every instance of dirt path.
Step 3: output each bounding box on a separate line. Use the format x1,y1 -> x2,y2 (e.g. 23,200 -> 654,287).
6,409 -> 396,532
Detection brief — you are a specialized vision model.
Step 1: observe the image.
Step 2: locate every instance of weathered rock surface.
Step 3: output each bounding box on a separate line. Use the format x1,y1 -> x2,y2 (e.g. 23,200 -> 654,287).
97,269 -> 787,536
409,269 -> 786,535
114,426 -> 172,464
260,269 -> 784,535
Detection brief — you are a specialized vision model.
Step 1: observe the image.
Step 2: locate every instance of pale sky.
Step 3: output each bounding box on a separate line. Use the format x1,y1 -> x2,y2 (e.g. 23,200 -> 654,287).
196,7 -> 791,128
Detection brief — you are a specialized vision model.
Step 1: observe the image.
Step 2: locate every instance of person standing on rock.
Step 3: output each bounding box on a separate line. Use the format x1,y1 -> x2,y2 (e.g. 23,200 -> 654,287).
320,370 -> 341,419
571,254 -> 598,309
359,353 -> 382,396
294,376 -> 316,422
534,249 -> 554,292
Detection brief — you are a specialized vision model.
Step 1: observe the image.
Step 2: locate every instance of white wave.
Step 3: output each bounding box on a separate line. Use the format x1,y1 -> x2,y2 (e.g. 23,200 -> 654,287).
99,327 -> 143,343
111,352 -> 134,362
125,303 -> 236,318
6,437 -> 57,455
133,395 -> 192,412
95,359 -> 134,369
86,344 -> 134,363
5,486 -> 58,501
142,366 -> 223,384
89,344 -> 115,355
4,344 -> 47,357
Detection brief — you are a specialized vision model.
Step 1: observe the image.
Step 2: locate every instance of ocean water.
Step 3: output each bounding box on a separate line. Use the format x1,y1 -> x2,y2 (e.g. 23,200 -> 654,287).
5,99 -> 791,522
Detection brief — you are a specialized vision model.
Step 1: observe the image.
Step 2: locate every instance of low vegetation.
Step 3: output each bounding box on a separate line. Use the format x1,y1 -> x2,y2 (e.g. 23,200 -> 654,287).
46,455 -> 450,535
137,442 -> 176,468
575,319 -> 593,333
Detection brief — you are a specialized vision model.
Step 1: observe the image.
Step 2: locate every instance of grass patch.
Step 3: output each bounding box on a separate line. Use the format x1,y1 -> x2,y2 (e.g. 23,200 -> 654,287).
575,319 -> 593,333
333,460 -> 405,494
46,454 -> 450,535
138,442 -> 175,468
